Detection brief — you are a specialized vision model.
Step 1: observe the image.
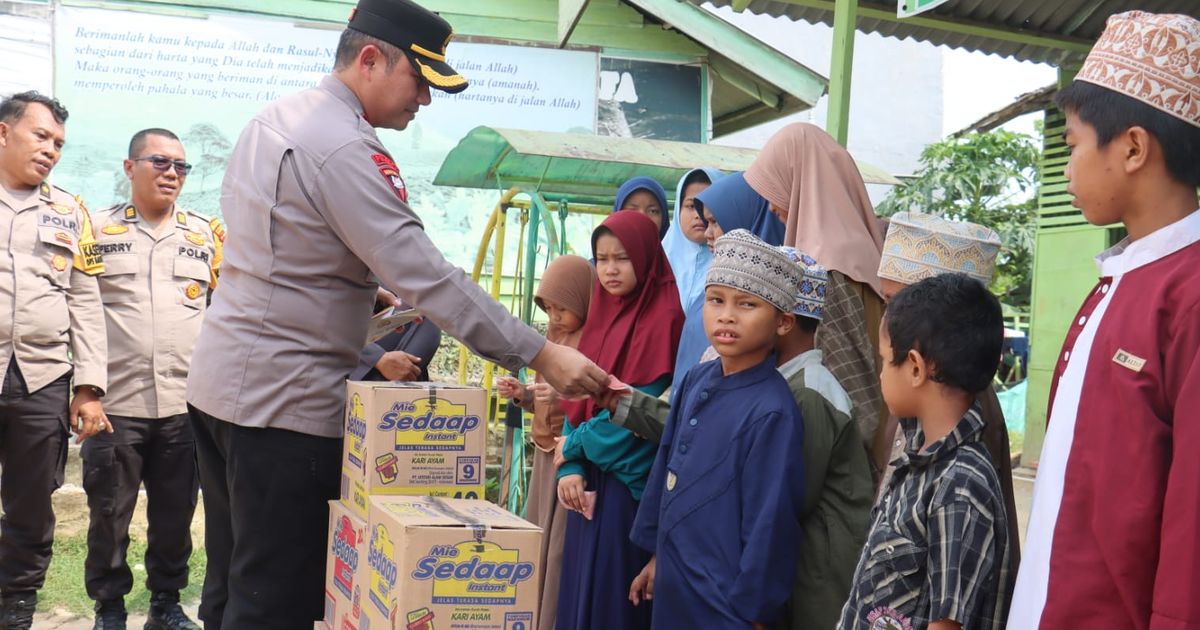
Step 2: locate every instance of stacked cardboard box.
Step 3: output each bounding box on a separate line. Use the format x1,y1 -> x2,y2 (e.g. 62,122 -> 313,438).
325,382 -> 542,630
341,382 -> 488,520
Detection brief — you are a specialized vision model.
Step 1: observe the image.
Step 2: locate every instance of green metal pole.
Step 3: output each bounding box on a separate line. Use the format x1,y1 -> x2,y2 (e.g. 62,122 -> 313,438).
523,197 -> 543,325
826,0 -> 857,146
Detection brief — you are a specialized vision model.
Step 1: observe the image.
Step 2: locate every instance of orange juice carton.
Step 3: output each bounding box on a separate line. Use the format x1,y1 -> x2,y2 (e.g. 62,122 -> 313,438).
342,382 -> 486,520
362,496 -> 541,630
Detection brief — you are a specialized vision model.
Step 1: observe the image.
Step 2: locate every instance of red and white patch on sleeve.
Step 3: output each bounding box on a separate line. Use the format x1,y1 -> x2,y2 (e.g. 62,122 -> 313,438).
371,153 -> 408,203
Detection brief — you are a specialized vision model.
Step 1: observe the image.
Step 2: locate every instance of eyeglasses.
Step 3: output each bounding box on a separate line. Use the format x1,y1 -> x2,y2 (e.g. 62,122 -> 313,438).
132,155 -> 192,176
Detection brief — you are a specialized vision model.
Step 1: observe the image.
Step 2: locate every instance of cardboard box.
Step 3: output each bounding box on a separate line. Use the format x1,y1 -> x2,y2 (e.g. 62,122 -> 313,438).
342,382 -> 487,520
325,500 -> 368,630
362,496 -> 541,630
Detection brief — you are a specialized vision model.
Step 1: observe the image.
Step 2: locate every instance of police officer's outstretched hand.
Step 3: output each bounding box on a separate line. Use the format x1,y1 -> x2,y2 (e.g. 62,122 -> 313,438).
70,387 -> 112,443
529,341 -> 607,399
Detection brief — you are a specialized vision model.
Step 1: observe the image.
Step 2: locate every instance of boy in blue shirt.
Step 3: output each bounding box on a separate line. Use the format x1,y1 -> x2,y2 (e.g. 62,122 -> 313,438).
630,229 -> 806,629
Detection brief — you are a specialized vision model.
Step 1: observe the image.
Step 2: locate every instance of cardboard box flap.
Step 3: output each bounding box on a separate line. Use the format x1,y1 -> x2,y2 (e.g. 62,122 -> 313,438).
371,496 -> 540,532
349,380 -> 482,392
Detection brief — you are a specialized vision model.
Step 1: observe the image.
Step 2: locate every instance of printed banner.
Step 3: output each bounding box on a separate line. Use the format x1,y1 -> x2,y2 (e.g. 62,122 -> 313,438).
53,5 -> 599,267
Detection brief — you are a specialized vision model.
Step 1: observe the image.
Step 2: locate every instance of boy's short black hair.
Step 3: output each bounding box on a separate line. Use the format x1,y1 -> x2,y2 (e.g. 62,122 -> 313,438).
0,91 -> 69,125
1055,81 -> 1200,187
796,315 -> 820,334
886,273 -> 1002,395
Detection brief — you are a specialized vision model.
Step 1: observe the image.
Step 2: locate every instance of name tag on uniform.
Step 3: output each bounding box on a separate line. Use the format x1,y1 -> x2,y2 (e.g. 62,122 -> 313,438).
177,245 -> 210,264
1112,349 -> 1146,373
40,212 -> 78,232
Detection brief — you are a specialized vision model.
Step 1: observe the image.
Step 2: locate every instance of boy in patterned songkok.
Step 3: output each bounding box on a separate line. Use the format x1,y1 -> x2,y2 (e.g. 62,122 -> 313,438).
838,273 -> 1011,630
631,230 -> 806,629
873,212 -> 1022,579
1009,11 -> 1200,629
774,248 -> 874,630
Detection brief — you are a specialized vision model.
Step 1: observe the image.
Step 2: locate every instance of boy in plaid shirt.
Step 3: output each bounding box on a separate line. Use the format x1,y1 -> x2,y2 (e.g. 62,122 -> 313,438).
838,273 -> 1012,630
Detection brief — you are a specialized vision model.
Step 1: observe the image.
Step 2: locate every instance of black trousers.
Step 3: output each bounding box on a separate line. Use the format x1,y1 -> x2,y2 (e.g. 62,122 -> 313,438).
82,413 -> 198,601
188,405 -> 340,630
0,366 -> 70,595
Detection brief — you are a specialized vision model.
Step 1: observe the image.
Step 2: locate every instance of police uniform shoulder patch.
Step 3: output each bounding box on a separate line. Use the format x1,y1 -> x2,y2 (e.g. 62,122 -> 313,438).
176,211 -> 188,227
208,217 -> 226,243
124,205 -> 137,221
49,202 -> 73,216
371,153 -> 408,203
102,224 -> 129,236
40,182 -> 51,197
184,231 -> 207,246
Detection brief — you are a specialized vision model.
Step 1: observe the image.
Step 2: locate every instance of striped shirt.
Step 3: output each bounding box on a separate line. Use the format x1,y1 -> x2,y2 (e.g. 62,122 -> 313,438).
838,405 -> 1012,630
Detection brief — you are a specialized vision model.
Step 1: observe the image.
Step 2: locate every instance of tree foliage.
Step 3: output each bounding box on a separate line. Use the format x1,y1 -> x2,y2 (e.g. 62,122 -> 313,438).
876,129 -> 1041,308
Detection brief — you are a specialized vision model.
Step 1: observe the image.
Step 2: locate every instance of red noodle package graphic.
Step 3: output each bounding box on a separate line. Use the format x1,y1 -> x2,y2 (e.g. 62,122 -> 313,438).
325,500 -> 369,630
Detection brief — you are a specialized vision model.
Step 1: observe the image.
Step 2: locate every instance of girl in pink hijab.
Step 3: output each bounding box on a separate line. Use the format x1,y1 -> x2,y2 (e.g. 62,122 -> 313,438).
746,122 -> 891,477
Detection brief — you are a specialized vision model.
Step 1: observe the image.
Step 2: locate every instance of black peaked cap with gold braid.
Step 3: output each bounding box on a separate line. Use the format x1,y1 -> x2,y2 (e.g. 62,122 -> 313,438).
347,0 -> 468,94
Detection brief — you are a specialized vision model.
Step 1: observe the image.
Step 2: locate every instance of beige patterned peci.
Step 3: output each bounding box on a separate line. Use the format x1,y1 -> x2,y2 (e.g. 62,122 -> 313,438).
1076,11 -> 1200,127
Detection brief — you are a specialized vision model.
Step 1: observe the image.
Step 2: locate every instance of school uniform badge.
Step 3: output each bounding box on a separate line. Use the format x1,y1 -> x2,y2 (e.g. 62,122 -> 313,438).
51,254 -> 68,272
867,607 -> 912,630
372,153 -> 408,203
1112,349 -> 1146,373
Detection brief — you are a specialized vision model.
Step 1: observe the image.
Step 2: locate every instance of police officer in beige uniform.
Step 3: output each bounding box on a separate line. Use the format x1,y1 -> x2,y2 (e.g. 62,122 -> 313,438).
184,1 -> 608,627
0,91 -> 108,630
85,129 -> 221,630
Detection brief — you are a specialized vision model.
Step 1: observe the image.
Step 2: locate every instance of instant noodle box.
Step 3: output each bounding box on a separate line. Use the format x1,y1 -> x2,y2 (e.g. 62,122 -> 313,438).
362,495 -> 541,630
342,382 -> 487,520
325,500 -> 368,630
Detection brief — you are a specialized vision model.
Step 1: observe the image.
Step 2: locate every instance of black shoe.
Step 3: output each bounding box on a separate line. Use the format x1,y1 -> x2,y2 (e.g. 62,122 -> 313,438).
93,598 -> 127,630
0,592 -> 36,630
144,592 -> 199,630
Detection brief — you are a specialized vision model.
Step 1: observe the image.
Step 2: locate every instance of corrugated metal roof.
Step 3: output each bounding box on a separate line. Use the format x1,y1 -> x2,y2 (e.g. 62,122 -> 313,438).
697,0 -> 1200,65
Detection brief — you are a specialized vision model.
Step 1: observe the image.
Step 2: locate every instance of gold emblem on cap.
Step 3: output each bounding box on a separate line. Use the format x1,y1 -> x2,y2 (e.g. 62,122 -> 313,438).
666,471 -> 677,491
51,254 -> 68,272
185,282 -> 202,300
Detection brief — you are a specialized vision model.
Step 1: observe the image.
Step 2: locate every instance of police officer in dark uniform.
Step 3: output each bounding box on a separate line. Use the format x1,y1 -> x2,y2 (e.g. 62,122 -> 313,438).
0,91 -> 109,630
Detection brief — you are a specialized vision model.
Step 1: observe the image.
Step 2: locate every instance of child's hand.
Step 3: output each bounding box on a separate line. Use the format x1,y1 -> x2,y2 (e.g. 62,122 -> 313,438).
530,381 -> 557,404
495,376 -> 524,400
629,556 -> 656,605
557,474 -> 586,513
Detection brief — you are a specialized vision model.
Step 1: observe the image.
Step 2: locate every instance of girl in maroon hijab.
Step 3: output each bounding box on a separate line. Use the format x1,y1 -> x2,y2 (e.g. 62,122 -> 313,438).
554,211 -> 684,630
